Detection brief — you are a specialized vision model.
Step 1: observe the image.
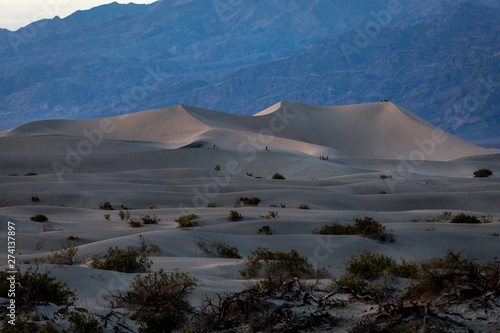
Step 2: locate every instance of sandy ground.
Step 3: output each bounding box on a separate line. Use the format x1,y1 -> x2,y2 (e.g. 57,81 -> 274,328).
0,102 -> 498,331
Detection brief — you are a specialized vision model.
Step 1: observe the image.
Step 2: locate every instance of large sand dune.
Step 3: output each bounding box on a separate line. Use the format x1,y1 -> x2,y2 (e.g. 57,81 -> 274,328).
0,101 -> 498,331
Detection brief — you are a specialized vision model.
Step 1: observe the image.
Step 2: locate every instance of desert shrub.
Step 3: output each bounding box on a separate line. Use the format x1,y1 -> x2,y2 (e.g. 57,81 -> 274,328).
67,235 -> 80,241
269,204 -> 277,207
31,196 -> 40,202
449,213 -> 481,224
473,168 -> 493,178
118,210 -> 130,221
39,322 -> 59,333
128,219 -> 142,228
298,203 -> 310,210
175,214 -> 200,228
109,269 -> 197,331
258,225 -> 272,235
8,174 -> 18,176
136,304 -> 177,333
260,211 -> 279,219
386,258 -> 419,279
233,199 -> 241,208
280,203 -> 286,208
30,214 -> 48,222
89,235 -> 160,273
379,174 -> 392,179
409,211 -> 452,223
214,165 -> 221,171
141,214 -> 160,224
207,202 -> 221,208
99,201 -> 113,210
24,172 -> 37,176
197,240 -> 242,259
492,233 -> 499,236
272,173 -> 286,180
378,190 -> 386,194
0,267 -> 76,311
68,309 -> 103,333
104,214 -> 110,220
313,217 -> 394,243
240,197 -> 261,206
121,204 -> 132,210
246,172 -> 253,177
344,250 -> 395,280
49,241 -> 78,265
331,274 -> 370,292
240,248 -> 328,291
409,251 -> 500,298
312,220 -> 355,235
228,210 -> 243,221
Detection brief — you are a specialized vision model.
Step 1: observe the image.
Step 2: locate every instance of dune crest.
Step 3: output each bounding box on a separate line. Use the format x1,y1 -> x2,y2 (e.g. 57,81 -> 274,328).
1,101 -> 494,161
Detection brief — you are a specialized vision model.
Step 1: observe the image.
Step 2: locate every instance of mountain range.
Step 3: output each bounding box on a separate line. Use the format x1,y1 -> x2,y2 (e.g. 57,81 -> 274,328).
0,0 -> 498,142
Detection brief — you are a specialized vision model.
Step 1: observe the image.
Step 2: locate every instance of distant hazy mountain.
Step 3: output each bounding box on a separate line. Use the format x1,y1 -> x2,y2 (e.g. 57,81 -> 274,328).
0,0 -> 498,142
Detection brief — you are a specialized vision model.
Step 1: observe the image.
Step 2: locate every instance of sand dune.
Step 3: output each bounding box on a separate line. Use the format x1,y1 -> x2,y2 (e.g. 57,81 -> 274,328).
1,101 -> 493,160
0,101 -> 498,332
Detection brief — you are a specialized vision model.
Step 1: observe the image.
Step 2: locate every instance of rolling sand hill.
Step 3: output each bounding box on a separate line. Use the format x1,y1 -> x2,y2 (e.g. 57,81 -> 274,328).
0,101 -> 499,331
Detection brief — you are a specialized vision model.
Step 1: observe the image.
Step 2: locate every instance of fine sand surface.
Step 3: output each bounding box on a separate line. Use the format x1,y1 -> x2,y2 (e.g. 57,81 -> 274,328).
0,101 -> 499,331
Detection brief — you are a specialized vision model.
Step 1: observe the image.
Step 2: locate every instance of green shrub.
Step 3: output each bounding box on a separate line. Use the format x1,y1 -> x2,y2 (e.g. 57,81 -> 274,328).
31,196 -> 40,202
228,210 -> 243,221
141,214 -> 160,224
207,202 -> 221,208
379,174 -> 392,179
0,267 -> 76,310
312,217 -> 395,243
378,190 -> 386,194
39,322 -> 59,333
331,274 -> 370,292
129,219 -> 142,228
68,309 -> 103,333
24,172 -> 37,176
258,225 -> 272,235
409,251 -> 500,297
491,233 -> 499,236
30,214 -> 48,222
99,201 -> 113,210
214,165 -> 221,171
104,214 -> 111,220
386,258 -> 419,279
260,211 -> 279,219
197,240 -> 242,259
298,204 -> 310,210
109,269 -> 197,330
240,197 -> 261,206
119,210 -> 130,221
450,213 -> 481,224
67,235 -> 80,241
473,168 -> 493,178
136,304 -> 177,333
175,214 -> 200,228
272,172 -> 286,180
150,205 -> 157,209
246,172 -> 253,177
240,248 -> 328,290
89,235 -> 160,273
344,250 -> 395,280
49,241 -> 79,265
